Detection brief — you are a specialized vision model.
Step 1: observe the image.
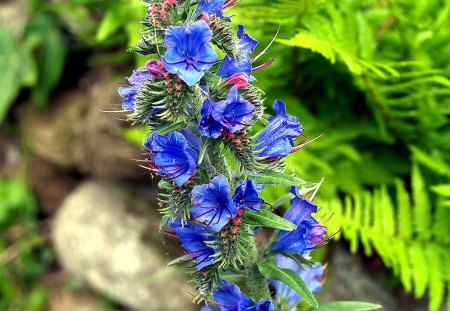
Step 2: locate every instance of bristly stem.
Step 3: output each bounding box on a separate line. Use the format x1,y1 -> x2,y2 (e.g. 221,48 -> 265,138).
243,225 -> 271,301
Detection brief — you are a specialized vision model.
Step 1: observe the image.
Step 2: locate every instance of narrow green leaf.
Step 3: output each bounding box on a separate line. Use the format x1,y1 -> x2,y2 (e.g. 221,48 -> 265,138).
308,301 -> 382,311
96,9 -> 121,42
158,121 -> 187,135
246,171 -> 316,187
198,138 -> 210,165
257,260 -> 318,308
0,29 -> 24,123
270,193 -> 295,210
244,210 -> 296,231
167,255 -> 191,267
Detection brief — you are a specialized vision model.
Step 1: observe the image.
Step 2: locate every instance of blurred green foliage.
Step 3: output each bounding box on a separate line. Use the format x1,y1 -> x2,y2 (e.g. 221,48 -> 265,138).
0,177 -> 51,311
0,2 -> 67,123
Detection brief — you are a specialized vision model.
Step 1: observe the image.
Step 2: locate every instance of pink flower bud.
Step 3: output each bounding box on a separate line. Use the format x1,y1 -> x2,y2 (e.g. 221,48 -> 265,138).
225,72 -> 249,89
201,13 -> 210,22
146,60 -> 164,79
233,217 -> 242,226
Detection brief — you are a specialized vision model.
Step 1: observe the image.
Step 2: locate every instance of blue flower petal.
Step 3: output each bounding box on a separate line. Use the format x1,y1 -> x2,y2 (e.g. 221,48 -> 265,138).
191,175 -> 238,231
218,55 -> 252,78
237,24 -> 258,54
254,100 -> 303,158
196,0 -> 226,17
211,86 -> 255,133
199,99 -> 224,138
233,179 -> 264,211
213,281 -> 254,310
163,20 -> 218,86
271,189 -> 326,254
143,132 -> 198,187
171,221 -> 217,270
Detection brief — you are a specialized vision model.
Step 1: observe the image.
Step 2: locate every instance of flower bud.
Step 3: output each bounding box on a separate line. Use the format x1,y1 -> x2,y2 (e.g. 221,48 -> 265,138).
146,60 -> 165,79
225,72 -> 249,89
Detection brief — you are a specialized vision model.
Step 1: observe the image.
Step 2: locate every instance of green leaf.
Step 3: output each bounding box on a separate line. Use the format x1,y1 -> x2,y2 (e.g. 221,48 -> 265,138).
157,121 -> 187,135
257,260 -> 318,308
167,255 -> 191,267
0,28 -> 21,124
243,210 -> 297,231
246,171 -> 316,188
96,9 -> 122,42
308,301 -> 382,311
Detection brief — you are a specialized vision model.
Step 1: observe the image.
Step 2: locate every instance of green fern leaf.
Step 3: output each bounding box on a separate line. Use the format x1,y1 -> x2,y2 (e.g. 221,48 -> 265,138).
395,179 -> 412,239
276,6 -> 398,78
319,164 -> 450,310
428,245 -> 445,311
412,164 -> 431,240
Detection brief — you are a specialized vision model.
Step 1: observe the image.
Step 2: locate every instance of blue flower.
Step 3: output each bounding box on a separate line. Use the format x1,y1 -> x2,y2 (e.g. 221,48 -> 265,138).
212,86 -> 255,132
118,67 -> 152,110
213,281 -> 274,311
271,187 -> 326,254
233,179 -> 264,212
191,175 -> 238,231
196,0 -> 227,19
163,20 -> 218,86
199,98 -> 225,138
170,220 -> 217,270
199,87 -> 255,137
236,24 -> 258,54
144,131 -> 198,187
254,100 -> 303,158
218,25 -> 258,78
180,128 -> 202,151
201,307 -> 217,311
273,254 -> 324,307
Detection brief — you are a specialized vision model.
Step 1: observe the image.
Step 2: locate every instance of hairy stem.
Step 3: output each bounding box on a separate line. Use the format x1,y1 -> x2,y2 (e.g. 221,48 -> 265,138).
243,225 -> 271,301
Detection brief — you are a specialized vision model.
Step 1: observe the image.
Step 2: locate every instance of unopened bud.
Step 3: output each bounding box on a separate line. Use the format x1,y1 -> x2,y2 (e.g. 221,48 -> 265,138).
225,72 -> 249,89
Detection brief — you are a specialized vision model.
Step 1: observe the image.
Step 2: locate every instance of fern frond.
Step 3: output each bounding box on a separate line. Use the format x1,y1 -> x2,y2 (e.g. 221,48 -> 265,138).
412,164 -> 431,240
276,5 -> 399,78
317,164 -> 450,311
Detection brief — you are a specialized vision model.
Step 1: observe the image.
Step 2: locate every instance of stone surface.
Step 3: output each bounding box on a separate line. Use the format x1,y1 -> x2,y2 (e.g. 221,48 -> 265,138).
18,69 -> 145,180
40,272 -> 104,311
52,180 -> 196,311
30,155 -> 75,215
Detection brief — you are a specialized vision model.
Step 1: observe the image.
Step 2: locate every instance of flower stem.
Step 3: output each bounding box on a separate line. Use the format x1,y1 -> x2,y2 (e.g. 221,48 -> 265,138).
244,225 -> 271,301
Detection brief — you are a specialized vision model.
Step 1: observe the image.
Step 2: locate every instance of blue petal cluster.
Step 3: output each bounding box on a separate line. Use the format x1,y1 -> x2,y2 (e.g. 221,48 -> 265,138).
271,187 -> 326,254
233,179 -> 264,212
196,0 -> 227,19
118,67 -> 152,110
163,20 -> 218,86
273,254 -> 324,307
191,175 -> 238,231
144,131 -> 199,187
212,281 -> 274,311
170,219 -> 216,270
218,25 -> 258,78
199,86 -> 255,138
254,100 -> 303,158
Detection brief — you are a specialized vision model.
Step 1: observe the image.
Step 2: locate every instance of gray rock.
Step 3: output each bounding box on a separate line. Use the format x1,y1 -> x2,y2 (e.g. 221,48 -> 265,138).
52,180 -> 196,311
18,70 -> 145,180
